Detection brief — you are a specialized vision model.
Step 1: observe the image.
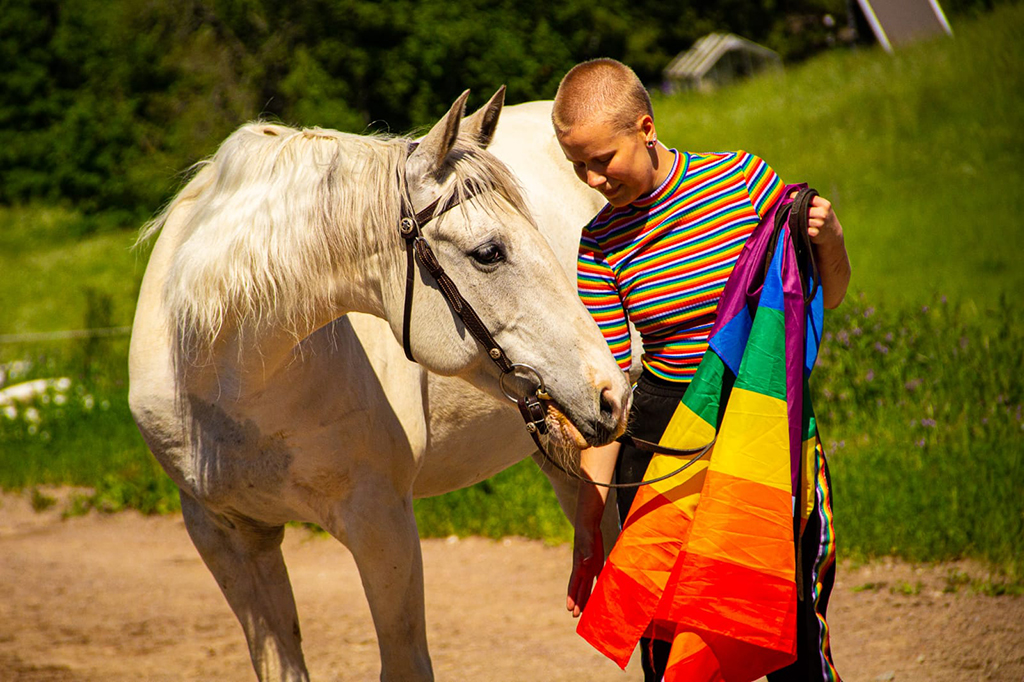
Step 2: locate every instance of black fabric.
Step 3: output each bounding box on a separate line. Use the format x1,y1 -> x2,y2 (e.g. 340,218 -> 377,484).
766,455 -> 838,682
614,371 -> 689,523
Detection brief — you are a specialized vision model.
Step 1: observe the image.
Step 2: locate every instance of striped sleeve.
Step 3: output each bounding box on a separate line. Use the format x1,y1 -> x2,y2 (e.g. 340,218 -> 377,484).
738,151 -> 784,219
577,230 -> 632,371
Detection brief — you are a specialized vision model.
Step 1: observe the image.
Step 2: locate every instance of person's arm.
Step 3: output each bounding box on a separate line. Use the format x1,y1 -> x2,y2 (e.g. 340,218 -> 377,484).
742,153 -> 851,309
566,439 -> 620,618
802,194 -> 851,309
569,226 -> 630,617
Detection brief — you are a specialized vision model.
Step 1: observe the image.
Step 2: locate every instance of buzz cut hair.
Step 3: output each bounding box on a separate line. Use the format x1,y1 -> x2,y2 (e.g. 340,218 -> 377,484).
552,58 -> 654,136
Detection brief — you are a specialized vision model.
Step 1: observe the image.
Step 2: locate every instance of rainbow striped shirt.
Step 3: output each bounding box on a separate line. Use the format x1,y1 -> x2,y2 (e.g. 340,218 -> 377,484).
577,149 -> 784,382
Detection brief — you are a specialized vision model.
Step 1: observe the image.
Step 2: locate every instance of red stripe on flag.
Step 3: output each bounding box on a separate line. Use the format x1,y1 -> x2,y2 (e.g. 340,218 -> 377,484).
576,563 -> 655,669
660,551 -> 798,650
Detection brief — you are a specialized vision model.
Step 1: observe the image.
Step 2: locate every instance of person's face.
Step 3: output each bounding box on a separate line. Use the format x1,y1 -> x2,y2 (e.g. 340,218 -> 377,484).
557,115 -> 656,207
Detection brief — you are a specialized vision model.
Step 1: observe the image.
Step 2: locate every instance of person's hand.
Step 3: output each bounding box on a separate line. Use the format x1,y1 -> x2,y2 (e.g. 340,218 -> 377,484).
566,519 -> 604,618
790,191 -> 851,308
791,192 -> 844,248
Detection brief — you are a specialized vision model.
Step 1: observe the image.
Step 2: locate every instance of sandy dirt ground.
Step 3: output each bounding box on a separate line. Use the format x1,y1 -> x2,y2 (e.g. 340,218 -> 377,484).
1,489 -> 1021,682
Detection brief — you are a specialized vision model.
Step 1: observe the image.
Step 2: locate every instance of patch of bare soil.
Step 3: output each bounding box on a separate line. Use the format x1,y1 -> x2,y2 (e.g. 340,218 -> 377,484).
0,490 -> 1020,681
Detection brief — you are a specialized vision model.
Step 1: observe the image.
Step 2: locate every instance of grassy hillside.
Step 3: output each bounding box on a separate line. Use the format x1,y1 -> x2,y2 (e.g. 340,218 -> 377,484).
1,4 -> 1022,578
655,3 -> 1024,305
0,206 -> 142,334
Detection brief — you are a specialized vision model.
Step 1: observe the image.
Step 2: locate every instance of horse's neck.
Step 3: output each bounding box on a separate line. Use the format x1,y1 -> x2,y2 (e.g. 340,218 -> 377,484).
199,253 -> 403,400
169,152 -> 407,399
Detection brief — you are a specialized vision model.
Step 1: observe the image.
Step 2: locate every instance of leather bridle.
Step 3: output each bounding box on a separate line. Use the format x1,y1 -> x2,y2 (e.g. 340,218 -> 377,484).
396,168 -> 552,441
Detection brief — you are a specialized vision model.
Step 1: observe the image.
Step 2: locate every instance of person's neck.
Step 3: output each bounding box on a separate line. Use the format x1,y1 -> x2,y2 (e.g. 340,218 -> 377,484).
651,144 -> 675,190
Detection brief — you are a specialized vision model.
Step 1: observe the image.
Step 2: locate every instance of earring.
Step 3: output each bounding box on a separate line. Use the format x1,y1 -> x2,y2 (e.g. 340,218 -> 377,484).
647,140 -> 656,149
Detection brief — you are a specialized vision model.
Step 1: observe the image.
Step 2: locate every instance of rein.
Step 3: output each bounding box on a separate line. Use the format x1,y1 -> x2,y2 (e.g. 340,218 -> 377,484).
396,162 -> 818,490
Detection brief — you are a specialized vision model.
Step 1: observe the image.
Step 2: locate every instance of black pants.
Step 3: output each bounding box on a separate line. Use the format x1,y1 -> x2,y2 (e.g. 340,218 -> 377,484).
615,371 -> 840,682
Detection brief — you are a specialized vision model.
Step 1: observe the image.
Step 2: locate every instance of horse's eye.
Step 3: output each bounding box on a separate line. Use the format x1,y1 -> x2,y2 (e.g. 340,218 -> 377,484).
471,243 -> 505,266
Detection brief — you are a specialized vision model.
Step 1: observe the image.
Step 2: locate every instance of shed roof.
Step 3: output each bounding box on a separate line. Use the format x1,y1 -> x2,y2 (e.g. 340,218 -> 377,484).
663,33 -> 781,81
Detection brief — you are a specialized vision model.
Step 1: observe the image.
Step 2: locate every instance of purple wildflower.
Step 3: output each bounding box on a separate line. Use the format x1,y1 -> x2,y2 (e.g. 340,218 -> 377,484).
921,418 -> 937,428
916,438 -> 926,447
874,342 -> 889,355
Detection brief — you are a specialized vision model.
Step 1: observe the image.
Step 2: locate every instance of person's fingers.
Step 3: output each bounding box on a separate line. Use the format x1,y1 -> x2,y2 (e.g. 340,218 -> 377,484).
573,570 -> 594,617
567,551 -> 602,617
568,572 -> 585,617
567,564 -> 583,612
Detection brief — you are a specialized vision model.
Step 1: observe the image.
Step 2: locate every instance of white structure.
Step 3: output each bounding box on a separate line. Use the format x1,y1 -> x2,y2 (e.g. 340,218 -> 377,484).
855,0 -> 953,53
663,33 -> 782,92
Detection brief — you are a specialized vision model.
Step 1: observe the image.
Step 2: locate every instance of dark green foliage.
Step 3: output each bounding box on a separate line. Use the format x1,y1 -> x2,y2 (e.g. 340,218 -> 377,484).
1,0 -> 870,216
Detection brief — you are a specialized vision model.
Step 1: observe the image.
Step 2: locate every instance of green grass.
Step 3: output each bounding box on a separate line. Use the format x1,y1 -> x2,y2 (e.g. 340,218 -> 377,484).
0,205 -> 144,334
654,3 -> 1024,305
815,296 -> 1024,579
413,460 -> 572,543
1,5 -> 1022,578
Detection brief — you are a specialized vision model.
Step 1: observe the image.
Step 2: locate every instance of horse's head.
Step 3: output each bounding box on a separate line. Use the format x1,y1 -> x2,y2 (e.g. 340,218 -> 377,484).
391,89 -> 629,448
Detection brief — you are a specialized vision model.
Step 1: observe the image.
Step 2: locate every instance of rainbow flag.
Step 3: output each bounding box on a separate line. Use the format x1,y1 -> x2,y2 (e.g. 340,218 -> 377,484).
577,185 -> 825,681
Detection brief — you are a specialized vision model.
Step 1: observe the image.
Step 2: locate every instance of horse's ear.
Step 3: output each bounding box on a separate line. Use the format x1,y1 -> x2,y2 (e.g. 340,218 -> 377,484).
462,85 -> 505,149
410,89 -> 471,178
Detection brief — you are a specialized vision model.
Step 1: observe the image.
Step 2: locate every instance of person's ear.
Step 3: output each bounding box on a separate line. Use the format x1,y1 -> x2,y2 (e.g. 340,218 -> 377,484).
638,114 -> 656,148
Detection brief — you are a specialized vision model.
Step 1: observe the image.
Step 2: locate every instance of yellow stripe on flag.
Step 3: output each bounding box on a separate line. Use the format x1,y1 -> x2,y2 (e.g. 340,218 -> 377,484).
661,401 -> 718,450
710,387 -> 790,491
800,436 -> 817,527
643,453 -> 710,516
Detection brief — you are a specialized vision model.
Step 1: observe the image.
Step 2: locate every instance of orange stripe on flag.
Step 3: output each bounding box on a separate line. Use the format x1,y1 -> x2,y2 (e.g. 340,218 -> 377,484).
684,470 -> 796,580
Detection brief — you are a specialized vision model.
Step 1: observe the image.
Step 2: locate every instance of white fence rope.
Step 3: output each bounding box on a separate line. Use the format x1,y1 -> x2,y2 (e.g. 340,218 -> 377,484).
0,326 -> 133,344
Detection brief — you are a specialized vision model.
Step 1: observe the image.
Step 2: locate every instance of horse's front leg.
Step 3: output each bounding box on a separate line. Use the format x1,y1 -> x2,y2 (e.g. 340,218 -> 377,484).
321,478 -> 433,682
179,491 -> 309,682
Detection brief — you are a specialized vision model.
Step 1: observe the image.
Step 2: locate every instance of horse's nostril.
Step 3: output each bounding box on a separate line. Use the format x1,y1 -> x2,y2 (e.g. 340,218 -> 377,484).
599,387 -> 619,422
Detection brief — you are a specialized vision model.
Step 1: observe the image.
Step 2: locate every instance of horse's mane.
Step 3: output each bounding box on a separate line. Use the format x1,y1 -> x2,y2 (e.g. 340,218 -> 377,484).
140,121 -> 530,359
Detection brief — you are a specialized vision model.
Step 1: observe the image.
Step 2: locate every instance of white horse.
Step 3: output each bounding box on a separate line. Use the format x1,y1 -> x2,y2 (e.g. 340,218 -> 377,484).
128,89 -> 629,682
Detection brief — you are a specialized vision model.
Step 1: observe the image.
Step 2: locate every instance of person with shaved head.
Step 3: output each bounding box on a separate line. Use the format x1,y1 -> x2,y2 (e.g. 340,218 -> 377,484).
556,58 -> 851,682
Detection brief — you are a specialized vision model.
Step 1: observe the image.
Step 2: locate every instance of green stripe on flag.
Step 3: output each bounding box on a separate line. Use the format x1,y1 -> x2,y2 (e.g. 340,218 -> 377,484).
682,351 -> 726,427
733,307 -> 787,400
